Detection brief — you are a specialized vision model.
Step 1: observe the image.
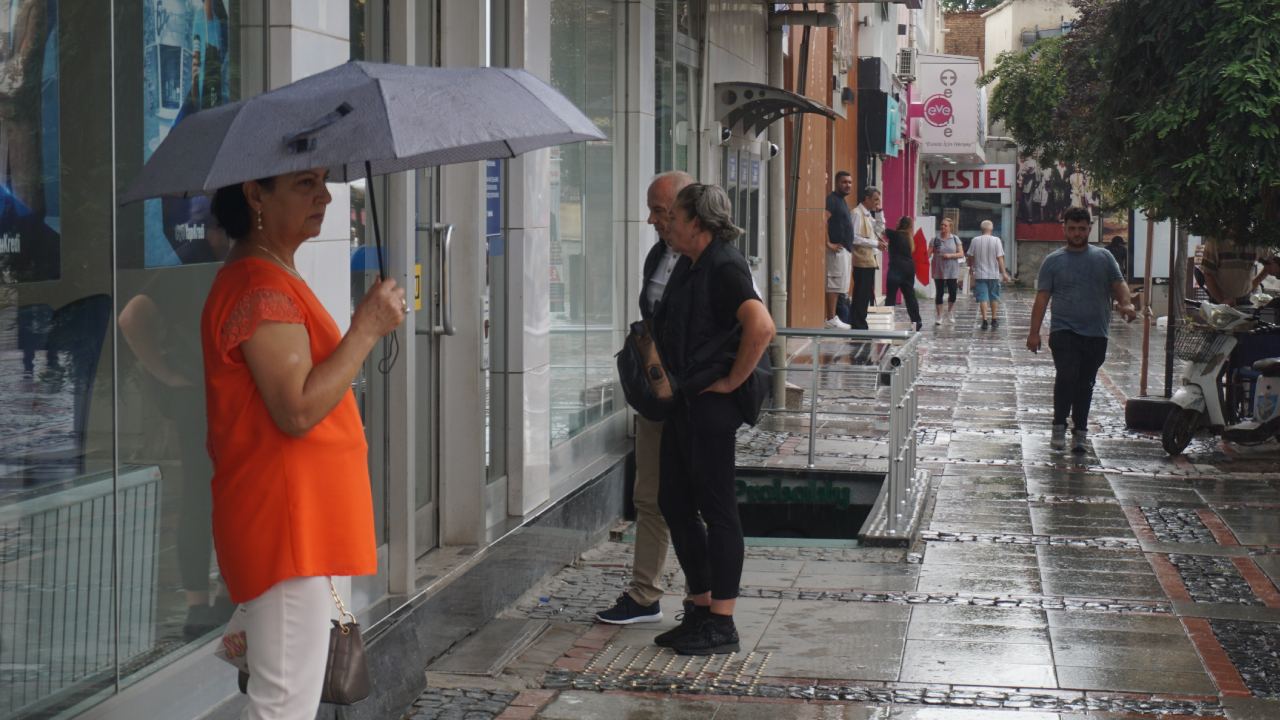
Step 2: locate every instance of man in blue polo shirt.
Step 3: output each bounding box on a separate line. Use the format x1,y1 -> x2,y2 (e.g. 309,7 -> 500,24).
1026,207 -> 1137,452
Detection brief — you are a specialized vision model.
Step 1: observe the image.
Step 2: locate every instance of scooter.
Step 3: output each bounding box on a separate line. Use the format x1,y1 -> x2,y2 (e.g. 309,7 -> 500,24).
1221,357 -> 1280,444
1161,300 -> 1278,454
1220,291 -> 1280,444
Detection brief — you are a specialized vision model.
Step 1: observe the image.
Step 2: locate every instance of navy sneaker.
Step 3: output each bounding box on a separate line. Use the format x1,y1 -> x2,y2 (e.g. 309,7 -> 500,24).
654,600 -> 706,647
596,593 -> 662,625
672,613 -> 740,656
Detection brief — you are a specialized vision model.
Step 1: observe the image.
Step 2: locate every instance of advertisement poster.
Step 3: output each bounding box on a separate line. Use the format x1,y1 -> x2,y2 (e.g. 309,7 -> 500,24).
0,0 -> 60,285
917,54 -> 982,156
142,0 -> 236,267
1015,157 -> 1100,242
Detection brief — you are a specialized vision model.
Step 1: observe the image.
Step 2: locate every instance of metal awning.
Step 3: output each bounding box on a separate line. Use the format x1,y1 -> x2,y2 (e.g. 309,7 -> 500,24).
715,82 -> 838,137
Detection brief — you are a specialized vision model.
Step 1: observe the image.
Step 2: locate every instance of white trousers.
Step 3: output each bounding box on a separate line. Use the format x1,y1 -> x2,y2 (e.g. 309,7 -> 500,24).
226,576 -> 334,720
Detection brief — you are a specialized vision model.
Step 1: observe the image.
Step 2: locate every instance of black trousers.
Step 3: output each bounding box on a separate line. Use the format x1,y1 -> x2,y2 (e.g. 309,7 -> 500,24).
849,266 -> 877,330
1049,330 -> 1109,430
658,391 -> 744,600
884,268 -> 921,326
934,278 -> 958,305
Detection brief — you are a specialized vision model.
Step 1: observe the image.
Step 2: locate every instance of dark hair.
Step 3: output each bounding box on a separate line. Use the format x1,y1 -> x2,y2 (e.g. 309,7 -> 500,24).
835,170 -> 852,182
211,177 -> 276,241
674,183 -> 743,245
896,216 -> 913,232
1109,235 -> 1125,246
1062,206 -> 1092,225
862,185 -> 881,201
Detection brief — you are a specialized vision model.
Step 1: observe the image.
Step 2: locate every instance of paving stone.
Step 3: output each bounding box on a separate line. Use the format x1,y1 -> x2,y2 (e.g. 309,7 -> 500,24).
1168,553 -> 1265,606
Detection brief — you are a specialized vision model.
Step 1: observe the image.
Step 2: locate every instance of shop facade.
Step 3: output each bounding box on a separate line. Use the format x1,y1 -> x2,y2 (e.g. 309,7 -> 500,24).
0,2 -> 771,718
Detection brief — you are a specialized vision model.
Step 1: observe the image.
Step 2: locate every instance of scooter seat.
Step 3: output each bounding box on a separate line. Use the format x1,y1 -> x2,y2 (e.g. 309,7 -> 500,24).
1253,358 -> 1280,377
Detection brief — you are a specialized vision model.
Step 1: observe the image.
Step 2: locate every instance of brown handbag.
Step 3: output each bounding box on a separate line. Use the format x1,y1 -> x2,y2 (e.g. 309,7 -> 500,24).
321,579 -> 370,704
235,578 -> 371,705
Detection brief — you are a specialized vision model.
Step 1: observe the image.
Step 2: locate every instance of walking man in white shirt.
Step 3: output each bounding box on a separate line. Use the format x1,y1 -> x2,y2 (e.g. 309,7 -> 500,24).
967,220 -> 1010,330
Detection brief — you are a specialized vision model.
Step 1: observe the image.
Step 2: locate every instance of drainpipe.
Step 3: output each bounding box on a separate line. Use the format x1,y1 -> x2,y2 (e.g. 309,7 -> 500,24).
768,9 -> 788,401
785,23 -> 812,287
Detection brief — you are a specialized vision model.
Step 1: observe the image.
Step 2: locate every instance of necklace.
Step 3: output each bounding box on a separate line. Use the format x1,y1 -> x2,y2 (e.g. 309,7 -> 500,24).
253,244 -> 303,281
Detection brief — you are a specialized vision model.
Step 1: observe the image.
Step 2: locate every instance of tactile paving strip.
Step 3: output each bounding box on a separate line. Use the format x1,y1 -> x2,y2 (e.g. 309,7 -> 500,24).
578,643 -> 771,695
541,668 -> 1227,716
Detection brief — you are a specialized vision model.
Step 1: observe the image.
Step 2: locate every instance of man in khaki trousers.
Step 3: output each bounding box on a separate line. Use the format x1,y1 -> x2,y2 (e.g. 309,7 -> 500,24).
596,171 -> 693,625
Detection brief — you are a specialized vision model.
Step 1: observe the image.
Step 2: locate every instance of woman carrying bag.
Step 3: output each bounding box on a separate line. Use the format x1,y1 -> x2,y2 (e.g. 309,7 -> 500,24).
650,183 -> 775,655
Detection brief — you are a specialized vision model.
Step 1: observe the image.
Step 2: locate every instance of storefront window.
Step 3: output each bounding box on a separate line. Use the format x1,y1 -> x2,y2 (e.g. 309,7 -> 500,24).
655,0 -> 699,174
0,3 -> 253,717
549,0 -> 619,445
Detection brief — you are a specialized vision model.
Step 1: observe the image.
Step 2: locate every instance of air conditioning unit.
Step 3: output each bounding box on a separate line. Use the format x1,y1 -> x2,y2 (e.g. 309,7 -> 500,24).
896,47 -> 918,82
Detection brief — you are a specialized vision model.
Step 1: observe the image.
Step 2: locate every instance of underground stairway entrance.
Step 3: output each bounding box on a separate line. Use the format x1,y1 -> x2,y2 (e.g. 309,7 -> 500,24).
734,467 -> 887,545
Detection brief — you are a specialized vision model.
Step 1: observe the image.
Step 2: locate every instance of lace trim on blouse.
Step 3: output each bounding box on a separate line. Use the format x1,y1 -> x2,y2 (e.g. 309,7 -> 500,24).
220,287 -> 305,355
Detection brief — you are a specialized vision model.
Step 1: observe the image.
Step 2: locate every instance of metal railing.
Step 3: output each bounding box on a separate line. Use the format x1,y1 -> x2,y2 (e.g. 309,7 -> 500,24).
0,465 -> 161,715
761,327 -> 924,538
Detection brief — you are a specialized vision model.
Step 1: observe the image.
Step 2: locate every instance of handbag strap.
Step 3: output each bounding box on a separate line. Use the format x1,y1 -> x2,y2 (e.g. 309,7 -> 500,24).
328,578 -> 358,635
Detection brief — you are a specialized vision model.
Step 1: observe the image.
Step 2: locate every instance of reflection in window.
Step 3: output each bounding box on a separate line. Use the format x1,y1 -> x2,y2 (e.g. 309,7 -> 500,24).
2,2 -> 248,716
549,0 -> 620,445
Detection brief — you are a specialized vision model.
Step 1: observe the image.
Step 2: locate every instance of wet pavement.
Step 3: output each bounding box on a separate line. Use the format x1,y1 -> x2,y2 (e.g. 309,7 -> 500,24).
404,290 -> 1280,720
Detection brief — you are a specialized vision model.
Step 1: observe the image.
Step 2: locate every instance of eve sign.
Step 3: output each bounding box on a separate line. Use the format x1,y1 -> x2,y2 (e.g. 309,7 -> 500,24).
924,95 -> 953,128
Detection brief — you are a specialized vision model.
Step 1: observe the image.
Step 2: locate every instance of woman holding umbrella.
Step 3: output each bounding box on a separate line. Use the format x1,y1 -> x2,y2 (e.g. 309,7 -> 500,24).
203,169 -> 405,717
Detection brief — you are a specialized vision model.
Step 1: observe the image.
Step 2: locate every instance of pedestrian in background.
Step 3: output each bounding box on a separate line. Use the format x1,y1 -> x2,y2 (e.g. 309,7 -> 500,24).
930,217 -> 963,325
849,186 -> 886,330
824,171 -> 855,329
653,183 -> 775,655
967,220 -> 1010,330
596,171 -> 693,627
884,216 -> 923,331
204,169 -> 406,718
1026,207 -> 1136,453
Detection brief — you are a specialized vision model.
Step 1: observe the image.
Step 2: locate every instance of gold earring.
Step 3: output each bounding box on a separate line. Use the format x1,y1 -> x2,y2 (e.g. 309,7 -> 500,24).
256,211 -> 263,231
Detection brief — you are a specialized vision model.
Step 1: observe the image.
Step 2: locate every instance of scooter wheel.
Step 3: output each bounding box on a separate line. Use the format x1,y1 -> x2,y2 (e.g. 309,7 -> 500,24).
1161,408 -> 1202,455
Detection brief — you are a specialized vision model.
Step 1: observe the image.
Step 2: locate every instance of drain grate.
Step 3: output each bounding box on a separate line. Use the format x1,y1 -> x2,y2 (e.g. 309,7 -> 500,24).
921,530 -> 1141,549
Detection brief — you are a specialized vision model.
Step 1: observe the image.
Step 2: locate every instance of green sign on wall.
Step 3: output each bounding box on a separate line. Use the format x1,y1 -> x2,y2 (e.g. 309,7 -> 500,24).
735,478 -> 852,511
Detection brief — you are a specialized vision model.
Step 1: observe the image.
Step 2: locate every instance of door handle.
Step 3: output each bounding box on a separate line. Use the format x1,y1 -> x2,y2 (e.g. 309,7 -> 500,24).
434,224 -> 455,336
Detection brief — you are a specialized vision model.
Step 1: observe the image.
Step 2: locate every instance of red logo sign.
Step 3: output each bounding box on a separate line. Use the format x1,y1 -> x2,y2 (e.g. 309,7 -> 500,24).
924,95 -> 953,127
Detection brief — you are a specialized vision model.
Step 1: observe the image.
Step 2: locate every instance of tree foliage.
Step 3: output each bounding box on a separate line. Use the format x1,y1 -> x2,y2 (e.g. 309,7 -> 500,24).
980,0 -> 1280,248
940,0 -> 1004,11
978,36 -> 1068,165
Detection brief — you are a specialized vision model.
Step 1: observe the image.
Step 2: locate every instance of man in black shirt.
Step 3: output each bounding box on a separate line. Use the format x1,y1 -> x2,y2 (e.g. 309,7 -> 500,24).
824,172 -> 855,329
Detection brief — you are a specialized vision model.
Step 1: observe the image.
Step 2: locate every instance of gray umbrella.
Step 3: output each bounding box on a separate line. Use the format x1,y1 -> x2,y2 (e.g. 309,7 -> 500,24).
120,61 -> 603,203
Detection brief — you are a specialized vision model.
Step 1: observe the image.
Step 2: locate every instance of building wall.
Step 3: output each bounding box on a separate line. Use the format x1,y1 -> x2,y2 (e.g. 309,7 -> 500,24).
983,0 -> 1077,71
944,11 -> 987,70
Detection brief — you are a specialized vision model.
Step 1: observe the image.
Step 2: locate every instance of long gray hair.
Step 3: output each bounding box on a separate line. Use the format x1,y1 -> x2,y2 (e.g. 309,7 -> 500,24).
673,183 -> 743,245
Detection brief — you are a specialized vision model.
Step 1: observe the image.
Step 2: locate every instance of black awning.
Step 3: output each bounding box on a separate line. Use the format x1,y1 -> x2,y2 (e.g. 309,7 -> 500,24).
714,82 -> 838,137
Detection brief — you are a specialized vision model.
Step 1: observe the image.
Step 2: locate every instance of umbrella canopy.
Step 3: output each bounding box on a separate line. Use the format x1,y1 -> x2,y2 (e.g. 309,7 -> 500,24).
120,61 -> 604,203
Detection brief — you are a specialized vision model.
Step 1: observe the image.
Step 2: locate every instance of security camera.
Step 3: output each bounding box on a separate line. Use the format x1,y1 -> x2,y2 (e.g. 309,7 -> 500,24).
768,142 -> 780,159
719,127 -> 733,145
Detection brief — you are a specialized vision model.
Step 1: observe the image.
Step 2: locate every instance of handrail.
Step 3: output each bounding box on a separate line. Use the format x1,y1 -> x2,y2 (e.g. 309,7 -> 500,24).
754,325 -> 924,539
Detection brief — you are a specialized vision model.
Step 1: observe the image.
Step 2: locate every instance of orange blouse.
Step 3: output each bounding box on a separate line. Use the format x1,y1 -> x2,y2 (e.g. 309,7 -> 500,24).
201,258 -> 376,603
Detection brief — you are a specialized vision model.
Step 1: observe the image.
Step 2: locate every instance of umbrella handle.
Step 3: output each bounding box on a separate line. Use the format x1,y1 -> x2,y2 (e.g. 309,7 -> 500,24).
284,102 -> 354,154
365,160 -> 386,281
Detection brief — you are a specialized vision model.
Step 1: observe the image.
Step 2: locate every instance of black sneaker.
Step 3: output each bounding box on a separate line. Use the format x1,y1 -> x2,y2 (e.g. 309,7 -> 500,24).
990,318 -> 999,330
980,319 -> 989,330
672,614 -> 740,656
595,593 -> 662,625
654,601 -> 705,647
